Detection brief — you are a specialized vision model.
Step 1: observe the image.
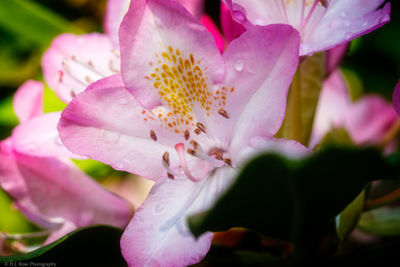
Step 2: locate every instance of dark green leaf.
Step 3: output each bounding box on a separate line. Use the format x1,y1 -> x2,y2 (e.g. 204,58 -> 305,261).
336,189 -> 366,242
0,225 -> 127,267
0,0 -> 80,47
358,207 -> 400,236
189,147 -> 397,242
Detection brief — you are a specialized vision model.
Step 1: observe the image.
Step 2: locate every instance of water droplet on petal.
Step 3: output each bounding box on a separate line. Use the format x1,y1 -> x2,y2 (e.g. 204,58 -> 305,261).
379,15 -> 389,24
99,129 -> 121,144
344,32 -> 353,40
114,162 -> 124,169
136,215 -> 145,223
362,21 -> 369,27
119,98 -> 128,105
153,204 -> 165,215
234,60 -> 244,72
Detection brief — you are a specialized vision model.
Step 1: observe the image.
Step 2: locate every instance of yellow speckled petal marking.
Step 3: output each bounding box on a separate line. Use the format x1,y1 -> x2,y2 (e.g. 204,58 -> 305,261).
143,46 -> 234,134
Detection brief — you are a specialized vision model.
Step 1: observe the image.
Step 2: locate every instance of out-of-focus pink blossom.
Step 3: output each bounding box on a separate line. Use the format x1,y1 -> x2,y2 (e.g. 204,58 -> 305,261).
0,80 -> 133,245
311,71 -> 398,147
42,0 -> 212,103
224,0 -> 391,55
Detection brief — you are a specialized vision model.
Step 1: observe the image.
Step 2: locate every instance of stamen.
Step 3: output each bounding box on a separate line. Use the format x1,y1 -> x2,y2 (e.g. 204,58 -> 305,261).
184,130 -> 190,140
186,146 -> 222,167
150,130 -> 157,141
196,122 -> 206,133
162,151 -> 170,166
300,0 -> 320,33
209,147 -> 224,160
218,108 -> 230,119
194,128 -> 201,135
187,148 -> 196,156
162,152 -> 178,177
189,139 -> 199,149
1,229 -> 53,240
224,158 -> 232,167
319,0 -> 328,7
109,59 -> 121,73
175,143 -> 209,183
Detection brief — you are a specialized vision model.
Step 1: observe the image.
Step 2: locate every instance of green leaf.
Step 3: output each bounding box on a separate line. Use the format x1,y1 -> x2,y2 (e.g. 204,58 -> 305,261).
193,245 -> 284,267
0,0 -> 80,47
43,84 -> 67,113
0,96 -> 18,127
189,147 -> 396,242
336,189 -> 366,242
0,189 -> 36,234
72,159 -> 116,180
358,207 -> 400,236
316,127 -> 354,149
0,225 -> 127,266
276,52 -> 326,146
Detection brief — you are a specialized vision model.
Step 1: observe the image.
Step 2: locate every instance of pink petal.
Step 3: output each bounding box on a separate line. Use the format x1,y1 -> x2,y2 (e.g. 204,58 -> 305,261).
12,112 -> 84,159
312,71 -> 398,146
220,1 -> 245,43
201,15 -> 226,53
310,70 -> 351,147
344,96 -> 397,145
219,24 -> 300,151
304,2 -> 391,55
0,146 -> 133,231
227,0 -> 390,56
59,75 -> 181,181
105,0 -> 204,47
326,42 -> 349,75
104,0 -> 131,47
13,80 -> 44,123
42,33 -> 119,103
393,80 -> 400,115
119,0 -> 224,108
121,167 -> 235,267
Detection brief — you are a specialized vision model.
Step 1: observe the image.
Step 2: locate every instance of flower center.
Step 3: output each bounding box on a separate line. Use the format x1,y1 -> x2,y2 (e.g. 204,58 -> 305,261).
142,46 -> 234,134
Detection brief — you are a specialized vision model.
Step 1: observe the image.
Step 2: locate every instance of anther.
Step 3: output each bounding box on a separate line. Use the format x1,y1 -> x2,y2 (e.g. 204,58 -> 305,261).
196,122 -> 206,133
167,173 -> 174,179
187,149 -> 196,156
224,158 -> 232,166
162,152 -> 170,167
319,0 -> 328,7
189,140 -> 199,149
218,108 -> 230,119
85,76 -> 93,83
184,130 -> 190,140
209,148 -> 224,160
194,128 -> 201,135
150,130 -> 157,141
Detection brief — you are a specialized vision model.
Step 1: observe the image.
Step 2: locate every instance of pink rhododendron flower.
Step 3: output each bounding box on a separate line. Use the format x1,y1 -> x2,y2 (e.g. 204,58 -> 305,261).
311,71 -> 398,147
58,0 -> 310,265
224,0 -> 391,55
0,80 -> 133,245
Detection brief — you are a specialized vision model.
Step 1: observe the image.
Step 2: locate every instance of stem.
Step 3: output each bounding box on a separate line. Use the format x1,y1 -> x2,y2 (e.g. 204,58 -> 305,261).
365,187 -> 400,211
